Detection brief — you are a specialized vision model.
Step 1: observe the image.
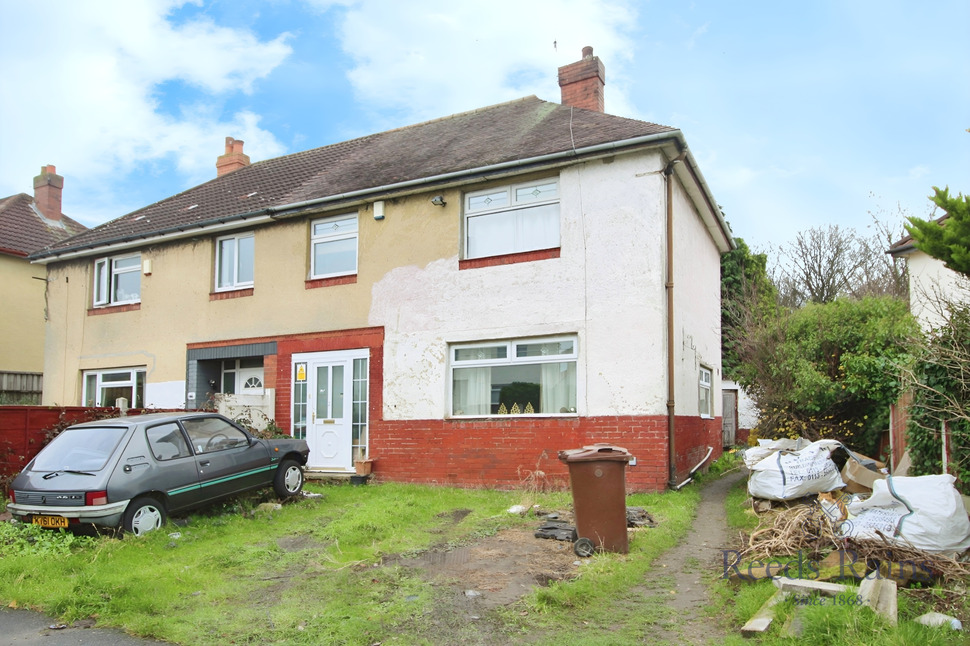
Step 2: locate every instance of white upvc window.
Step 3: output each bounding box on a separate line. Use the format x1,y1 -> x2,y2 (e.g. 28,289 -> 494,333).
464,178 -> 560,259
93,254 -> 141,307
699,366 -> 713,418
215,233 -> 254,291
311,214 -> 358,278
83,367 -> 145,407
450,336 -> 578,417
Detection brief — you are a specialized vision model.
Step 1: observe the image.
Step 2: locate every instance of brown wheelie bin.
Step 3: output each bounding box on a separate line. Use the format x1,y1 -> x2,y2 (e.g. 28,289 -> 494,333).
558,443 -> 633,555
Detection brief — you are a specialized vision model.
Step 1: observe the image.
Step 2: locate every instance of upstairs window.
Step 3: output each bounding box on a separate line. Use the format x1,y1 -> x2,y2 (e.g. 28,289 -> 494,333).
215,233 -> 254,291
450,336 -> 577,417
464,178 -> 560,259
311,215 -> 358,278
93,254 -> 141,306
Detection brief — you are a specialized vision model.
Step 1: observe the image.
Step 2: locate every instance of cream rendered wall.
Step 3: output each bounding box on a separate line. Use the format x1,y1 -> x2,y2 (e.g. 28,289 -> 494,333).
42,193 -> 460,406
670,175 -> 723,417
907,249 -> 968,330
0,254 -> 47,372
371,150 -> 672,420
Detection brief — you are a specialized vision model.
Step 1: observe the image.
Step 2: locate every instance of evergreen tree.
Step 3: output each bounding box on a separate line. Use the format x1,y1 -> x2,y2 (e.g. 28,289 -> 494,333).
905,186 -> 970,278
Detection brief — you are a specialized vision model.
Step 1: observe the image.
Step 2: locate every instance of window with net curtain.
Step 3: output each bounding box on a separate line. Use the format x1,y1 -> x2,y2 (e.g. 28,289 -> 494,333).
451,337 -> 577,416
464,178 -> 560,259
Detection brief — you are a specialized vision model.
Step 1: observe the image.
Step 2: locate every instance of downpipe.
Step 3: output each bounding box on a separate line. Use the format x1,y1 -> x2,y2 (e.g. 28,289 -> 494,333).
665,149 -> 686,489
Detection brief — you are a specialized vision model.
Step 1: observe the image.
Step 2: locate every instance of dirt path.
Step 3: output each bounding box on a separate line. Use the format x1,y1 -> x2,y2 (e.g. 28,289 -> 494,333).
634,468 -> 747,645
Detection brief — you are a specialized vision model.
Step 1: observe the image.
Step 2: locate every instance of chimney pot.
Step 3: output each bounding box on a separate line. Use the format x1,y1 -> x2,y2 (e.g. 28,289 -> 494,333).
216,137 -> 250,176
558,46 -> 606,113
33,165 -> 64,221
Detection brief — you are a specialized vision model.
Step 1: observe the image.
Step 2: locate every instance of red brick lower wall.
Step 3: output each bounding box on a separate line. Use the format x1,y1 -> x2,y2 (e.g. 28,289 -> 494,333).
370,415 -> 722,492
203,326 -> 722,492
674,416 -> 724,479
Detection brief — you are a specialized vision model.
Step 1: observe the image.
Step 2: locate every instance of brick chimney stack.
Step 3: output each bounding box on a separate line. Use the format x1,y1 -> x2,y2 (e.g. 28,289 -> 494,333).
216,137 -> 250,177
558,46 -> 606,113
33,164 -> 63,221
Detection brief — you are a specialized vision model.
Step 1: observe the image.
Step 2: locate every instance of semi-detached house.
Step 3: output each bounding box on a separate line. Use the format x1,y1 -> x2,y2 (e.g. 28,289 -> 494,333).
31,49 -> 735,491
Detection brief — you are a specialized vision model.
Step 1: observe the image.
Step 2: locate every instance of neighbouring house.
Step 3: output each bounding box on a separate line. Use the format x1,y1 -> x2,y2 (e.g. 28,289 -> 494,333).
889,218 -> 967,330
30,48 -> 735,491
0,166 -> 87,403
888,219 -> 967,470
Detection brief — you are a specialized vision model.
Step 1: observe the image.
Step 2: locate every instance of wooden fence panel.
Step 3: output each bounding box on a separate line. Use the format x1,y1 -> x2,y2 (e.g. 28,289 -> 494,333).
0,406 -> 173,478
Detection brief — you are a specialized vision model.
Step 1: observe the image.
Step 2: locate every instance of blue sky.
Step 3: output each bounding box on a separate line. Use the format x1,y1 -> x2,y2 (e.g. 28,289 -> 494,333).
1,0 -> 967,253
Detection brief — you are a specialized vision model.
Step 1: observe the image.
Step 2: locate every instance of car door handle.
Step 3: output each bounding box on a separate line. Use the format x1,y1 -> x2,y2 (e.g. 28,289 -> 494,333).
200,460 -> 210,467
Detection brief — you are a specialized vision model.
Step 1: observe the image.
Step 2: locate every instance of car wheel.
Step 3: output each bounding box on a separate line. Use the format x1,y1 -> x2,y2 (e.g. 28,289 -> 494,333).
123,497 -> 166,536
274,459 -> 304,498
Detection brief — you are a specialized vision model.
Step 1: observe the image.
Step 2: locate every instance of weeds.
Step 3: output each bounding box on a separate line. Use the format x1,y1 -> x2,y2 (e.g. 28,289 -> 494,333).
0,521 -> 101,557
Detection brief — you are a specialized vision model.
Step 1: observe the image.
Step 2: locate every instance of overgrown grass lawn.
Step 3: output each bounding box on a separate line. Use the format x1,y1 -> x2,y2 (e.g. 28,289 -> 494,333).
1,481 -> 699,645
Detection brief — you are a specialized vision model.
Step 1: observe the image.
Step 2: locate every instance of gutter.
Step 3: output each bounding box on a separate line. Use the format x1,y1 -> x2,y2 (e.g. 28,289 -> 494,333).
32,130 -> 733,263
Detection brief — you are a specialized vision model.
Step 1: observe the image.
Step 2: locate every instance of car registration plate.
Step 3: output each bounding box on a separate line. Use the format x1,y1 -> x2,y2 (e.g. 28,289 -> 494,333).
32,515 -> 69,528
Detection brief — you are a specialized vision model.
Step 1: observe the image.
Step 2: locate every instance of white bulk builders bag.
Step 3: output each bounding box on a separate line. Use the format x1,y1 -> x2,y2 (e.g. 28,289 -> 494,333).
844,474 -> 970,553
742,437 -> 811,470
747,439 -> 844,501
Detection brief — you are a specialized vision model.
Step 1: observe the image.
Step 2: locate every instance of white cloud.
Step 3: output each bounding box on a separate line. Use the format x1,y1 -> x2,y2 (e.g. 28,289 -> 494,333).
907,165 -> 931,180
0,0 -> 291,225
329,0 -> 640,126
686,21 -> 709,50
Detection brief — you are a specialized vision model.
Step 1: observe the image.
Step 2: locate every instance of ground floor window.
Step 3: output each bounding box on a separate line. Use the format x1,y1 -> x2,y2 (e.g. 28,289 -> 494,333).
351,357 -> 368,461
292,361 -> 308,440
699,366 -> 713,417
83,367 -> 145,407
221,357 -> 264,394
450,336 -> 577,417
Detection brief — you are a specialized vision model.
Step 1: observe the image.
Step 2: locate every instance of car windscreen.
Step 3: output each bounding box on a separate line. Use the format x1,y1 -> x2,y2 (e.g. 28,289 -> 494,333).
32,426 -> 129,472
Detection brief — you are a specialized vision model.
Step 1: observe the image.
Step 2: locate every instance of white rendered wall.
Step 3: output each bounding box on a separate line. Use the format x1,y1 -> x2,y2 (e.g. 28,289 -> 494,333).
145,380 -> 186,409
670,174 -> 724,417
371,150 -> 717,421
907,250 -> 969,330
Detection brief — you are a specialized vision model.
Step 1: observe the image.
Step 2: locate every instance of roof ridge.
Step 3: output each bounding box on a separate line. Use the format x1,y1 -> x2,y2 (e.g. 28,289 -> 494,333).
237,96 -> 550,171
379,95 -> 545,135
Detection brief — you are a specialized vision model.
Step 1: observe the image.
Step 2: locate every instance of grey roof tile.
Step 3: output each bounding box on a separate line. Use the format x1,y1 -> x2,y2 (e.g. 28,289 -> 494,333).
35,97 -> 676,257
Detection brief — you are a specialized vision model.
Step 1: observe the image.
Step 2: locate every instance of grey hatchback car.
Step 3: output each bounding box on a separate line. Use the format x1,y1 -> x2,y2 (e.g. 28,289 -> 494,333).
7,412 -> 310,535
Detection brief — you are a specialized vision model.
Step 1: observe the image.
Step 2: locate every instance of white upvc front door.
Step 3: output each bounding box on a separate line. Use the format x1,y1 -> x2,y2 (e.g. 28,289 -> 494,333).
292,349 -> 369,471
